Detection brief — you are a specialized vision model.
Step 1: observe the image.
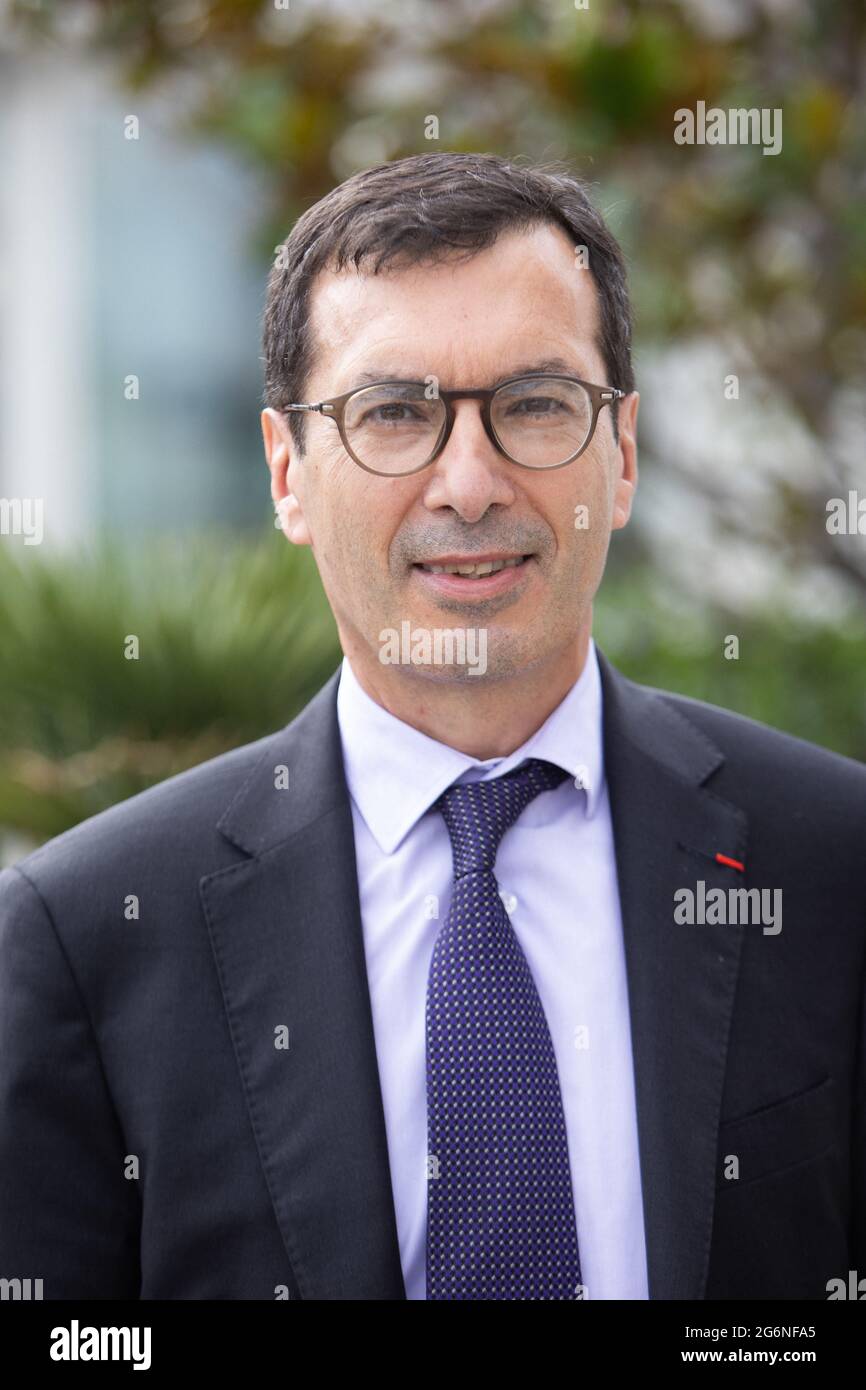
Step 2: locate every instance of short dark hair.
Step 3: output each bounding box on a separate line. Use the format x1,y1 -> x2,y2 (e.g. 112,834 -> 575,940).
262,151 -> 634,452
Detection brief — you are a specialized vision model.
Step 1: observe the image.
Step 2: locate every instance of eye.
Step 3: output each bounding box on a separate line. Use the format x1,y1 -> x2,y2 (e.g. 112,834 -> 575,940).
369,405 -> 417,419
508,395 -> 568,416
362,402 -> 423,425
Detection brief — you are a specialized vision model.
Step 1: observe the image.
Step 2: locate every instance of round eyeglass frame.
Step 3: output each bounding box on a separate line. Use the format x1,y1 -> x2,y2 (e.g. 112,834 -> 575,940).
278,373 -> 626,477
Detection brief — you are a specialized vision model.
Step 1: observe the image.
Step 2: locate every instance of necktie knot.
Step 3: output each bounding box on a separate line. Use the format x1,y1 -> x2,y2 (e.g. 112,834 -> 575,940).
435,757 -> 568,879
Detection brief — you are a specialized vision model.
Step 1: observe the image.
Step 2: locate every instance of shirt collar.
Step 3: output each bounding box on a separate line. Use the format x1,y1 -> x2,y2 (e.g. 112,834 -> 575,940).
336,638 -> 605,855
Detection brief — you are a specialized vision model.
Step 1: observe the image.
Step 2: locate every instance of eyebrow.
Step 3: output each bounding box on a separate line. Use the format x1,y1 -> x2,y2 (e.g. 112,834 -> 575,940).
347,356 -> 587,391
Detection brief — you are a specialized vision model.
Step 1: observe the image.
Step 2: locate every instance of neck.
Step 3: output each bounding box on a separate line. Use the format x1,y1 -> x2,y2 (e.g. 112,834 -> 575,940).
343,628 -> 592,759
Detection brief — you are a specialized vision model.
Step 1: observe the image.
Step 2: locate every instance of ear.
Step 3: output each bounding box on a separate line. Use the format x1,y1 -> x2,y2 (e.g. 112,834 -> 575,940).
611,391 -> 639,532
261,407 -> 313,547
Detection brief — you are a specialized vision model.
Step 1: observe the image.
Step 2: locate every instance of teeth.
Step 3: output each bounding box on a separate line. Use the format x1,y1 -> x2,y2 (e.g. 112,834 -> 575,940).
421,556 -> 526,576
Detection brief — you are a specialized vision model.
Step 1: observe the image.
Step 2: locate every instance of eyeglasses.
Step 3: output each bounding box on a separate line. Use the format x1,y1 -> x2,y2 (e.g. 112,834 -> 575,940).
278,373 -> 625,476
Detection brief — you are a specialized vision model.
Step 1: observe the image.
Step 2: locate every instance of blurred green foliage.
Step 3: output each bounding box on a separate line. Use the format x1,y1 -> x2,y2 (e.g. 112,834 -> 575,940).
1,536 -> 863,846
0,534 -> 340,840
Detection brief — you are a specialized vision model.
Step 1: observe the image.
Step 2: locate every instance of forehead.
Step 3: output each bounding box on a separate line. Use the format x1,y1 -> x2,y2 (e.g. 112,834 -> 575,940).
306,222 -> 606,390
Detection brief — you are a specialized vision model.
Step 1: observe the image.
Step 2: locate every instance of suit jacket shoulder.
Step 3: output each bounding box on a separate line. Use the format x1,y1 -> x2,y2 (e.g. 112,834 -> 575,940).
606,667 -> 866,855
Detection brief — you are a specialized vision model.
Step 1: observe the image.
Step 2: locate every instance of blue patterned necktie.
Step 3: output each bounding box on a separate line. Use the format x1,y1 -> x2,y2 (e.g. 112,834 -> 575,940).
425,757 -> 583,1300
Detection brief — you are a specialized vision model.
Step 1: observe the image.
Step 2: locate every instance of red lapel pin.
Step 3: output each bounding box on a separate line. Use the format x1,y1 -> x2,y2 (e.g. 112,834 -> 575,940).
715,852 -> 745,873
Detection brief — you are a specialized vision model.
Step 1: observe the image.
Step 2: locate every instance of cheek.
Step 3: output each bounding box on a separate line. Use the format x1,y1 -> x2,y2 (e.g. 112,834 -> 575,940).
543,462 -> 610,546
541,473 -> 615,588
311,452 -> 363,531
321,476 -> 406,580
578,450 -> 616,523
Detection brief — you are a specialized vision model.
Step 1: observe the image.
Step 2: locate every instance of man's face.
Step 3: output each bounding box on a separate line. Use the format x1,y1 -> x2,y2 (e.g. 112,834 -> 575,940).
263,222 -> 638,690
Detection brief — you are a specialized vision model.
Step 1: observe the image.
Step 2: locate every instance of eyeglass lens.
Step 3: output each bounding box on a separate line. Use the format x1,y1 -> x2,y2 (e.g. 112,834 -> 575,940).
341,377 -> 593,474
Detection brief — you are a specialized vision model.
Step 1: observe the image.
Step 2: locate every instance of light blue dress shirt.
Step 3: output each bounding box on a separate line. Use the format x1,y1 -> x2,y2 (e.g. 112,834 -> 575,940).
335,638 -> 649,1299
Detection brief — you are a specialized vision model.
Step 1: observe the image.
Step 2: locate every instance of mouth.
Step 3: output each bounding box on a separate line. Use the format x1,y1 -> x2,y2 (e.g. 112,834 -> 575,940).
413,553 -> 531,577
411,552 -> 535,598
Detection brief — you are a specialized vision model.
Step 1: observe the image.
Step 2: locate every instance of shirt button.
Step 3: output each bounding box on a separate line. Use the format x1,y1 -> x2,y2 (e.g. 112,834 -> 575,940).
499,889 -> 518,916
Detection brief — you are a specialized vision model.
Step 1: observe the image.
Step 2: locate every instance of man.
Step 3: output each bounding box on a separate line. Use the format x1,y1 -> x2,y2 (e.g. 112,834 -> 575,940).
1,152 -> 863,1301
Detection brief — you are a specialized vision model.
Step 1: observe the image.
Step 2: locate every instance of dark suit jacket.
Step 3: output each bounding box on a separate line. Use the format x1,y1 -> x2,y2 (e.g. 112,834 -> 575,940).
1,650 -> 864,1300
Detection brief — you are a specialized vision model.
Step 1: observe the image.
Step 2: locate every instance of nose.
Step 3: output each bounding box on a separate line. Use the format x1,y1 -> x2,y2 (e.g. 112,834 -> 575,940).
421,398 -> 516,523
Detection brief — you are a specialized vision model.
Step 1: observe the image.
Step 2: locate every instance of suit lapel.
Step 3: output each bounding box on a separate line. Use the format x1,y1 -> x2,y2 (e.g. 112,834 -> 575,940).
199,668 -> 406,1299
597,650 -> 748,1299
